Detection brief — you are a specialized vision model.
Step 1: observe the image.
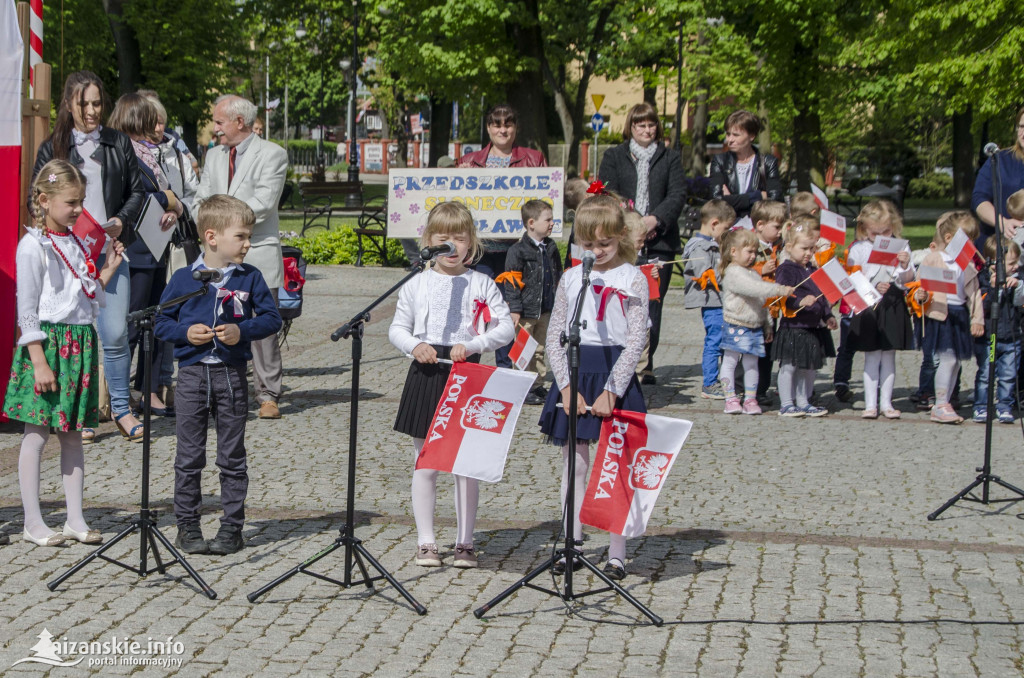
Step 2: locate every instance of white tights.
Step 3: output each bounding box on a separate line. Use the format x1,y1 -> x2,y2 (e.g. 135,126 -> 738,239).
934,350 -> 960,406
777,365 -> 816,408
863,350 -> 896,411
561,442 -> 626,564
720,350 -> 758,399
411,438 -> 477,546
19,424 -> 88,539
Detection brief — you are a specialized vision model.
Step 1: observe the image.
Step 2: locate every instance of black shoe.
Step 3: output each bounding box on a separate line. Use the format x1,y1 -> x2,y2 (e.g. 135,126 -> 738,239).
175,523 -> 209,554
834,385 -> 853,403
603,559 -> 626,581
756,393 -> 772,407
640,374 -> 657,385
552,557 -> 583,575
525,386 -> 547,406
207,525 -> 244,555
0,532 -> 9,545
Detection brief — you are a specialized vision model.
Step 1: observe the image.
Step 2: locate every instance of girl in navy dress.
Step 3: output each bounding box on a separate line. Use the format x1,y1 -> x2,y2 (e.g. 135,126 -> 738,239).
539,194 -> 649,580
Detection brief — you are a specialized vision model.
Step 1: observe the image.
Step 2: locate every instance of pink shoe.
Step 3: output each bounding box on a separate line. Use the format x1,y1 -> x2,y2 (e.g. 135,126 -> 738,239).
741,398 -> 762,415
723,397 -> 742,414
930,404 -> 963,424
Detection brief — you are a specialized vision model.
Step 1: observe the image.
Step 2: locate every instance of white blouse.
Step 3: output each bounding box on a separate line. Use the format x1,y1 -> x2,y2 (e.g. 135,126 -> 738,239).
16,228 -> 104,345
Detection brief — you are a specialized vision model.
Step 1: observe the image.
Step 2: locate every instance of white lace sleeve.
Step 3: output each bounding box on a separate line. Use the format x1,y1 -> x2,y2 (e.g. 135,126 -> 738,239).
546,279 -> 570,391
604,270 -> 649,396
15,237 -> 46,346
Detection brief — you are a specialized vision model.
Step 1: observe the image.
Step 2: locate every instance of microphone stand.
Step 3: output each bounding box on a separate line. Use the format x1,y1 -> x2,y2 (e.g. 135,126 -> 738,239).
929,149 -> 1024,519
475,262 -> 662,625
248,261 -> 426,613
49,285 -> 216,599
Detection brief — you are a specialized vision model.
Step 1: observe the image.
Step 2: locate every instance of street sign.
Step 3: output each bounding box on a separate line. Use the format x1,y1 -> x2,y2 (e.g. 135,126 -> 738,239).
590,112 -> 604,133
591,94 -> 605,112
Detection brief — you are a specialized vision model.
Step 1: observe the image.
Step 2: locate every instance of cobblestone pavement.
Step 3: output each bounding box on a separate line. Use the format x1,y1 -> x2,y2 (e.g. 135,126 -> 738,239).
1,264 -> 1023,677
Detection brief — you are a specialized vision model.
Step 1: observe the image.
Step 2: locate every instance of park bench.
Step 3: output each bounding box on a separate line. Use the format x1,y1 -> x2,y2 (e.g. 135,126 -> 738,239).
299,181 -> 364,235
353,197 -> 389,267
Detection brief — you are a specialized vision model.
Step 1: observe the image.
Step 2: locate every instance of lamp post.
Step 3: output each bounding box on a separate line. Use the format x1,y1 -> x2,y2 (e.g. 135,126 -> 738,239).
346,0 -> 360,189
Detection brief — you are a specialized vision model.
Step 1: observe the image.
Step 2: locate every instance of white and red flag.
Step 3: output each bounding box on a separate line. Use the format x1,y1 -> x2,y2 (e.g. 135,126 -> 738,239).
945,229 -> 981,272
809,258 -> 854,304
73,209 -> 108,262
416,362 -> 536,482
819,210 -> 847,244
867,236 -> 908,266
1,1 -> 24,415
811,183 -> 829,209
569,242 -> 584,267
579,410 -> 692,538
508,326 -> 538,371
918,265 -> 959,295
639,263 -> 661,300
844,270 -> 883,313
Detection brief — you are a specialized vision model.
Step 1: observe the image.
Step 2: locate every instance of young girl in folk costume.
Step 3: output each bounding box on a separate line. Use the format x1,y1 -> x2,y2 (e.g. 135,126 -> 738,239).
719,228 -> 793,415
772,220 -> 839,417
538,194 -> 649,580
914,214 -> 985,424
389,202 -> 513,568
845,200 -> 915,419
5,160 -> 125,546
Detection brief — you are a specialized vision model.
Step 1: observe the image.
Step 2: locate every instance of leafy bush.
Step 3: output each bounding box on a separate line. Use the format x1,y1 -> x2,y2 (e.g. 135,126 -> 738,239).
271,139 -> 339,156
907,172 -> 953,200
282,226 -> 407,267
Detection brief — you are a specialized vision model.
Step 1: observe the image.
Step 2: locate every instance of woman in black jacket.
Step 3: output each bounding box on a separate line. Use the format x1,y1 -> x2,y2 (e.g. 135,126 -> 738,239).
598,102 -> 686,384
31,71 -> 146,442
709,109 -> 783,218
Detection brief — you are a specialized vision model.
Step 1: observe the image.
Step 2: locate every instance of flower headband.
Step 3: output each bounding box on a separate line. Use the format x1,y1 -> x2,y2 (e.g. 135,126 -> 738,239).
47,173 -> 57,183
586,179 -> 608,196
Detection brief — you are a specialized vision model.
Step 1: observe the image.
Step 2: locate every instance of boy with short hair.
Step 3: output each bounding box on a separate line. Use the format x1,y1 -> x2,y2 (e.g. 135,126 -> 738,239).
502,199 -> 564,404
789,191 -> 821,222
973,235 -> 1022,423
751,200 -> 787,404
155,194 -> 282,555
684,199 -> 736,398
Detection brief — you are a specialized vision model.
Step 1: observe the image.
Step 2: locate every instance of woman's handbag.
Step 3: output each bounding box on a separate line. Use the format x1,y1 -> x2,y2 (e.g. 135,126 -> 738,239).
173,203 -> 202,265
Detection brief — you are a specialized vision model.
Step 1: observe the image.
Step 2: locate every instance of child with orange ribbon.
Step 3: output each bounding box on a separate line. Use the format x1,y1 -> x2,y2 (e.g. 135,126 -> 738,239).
751,200 -> 787,404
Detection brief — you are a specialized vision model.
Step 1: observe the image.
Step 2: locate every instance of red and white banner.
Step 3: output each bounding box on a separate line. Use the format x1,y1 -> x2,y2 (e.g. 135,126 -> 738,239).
918,265 -> 959,295
569,242 -> 583,267
867,236 -> 908,266
73,209 -> 108,262
809,258 -> 853,304
579,410 -> 692,538
844,270 -> 883,313
811,183 -> 829,209
1,1 -> 25,416
28,0 -> 42,98
640,263 -> 661,300
416,362 -> 536,482
945,229 -> 981,272
819,210 -> 847,244
508,326 -> 538,371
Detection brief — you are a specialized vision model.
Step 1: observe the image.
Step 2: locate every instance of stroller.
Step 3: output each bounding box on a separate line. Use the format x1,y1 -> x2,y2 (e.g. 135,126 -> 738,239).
278,245 -> 307,347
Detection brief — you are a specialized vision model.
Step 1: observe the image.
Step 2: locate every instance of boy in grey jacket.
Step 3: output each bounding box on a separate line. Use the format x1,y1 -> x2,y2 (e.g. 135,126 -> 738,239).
682,199 -> 735,398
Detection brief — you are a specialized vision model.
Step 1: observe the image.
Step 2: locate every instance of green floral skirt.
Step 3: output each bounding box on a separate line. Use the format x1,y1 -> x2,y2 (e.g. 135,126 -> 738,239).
3,322 -> 99,431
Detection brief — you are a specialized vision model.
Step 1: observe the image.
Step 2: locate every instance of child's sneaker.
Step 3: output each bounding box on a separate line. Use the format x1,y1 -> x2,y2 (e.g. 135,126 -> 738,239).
800,404 -> 829,417
930,404 -> 963,424
701,382 -> 725,399
415,543 -> 442,567
741,398 -> 762,415
998,410 -> 1015,424
453,543 -> 478,568
778,404 -> 804,417
723,396 -> 742,414
834,385 -> 853,403
915,395 -> 934,411
972,408 -> 988,423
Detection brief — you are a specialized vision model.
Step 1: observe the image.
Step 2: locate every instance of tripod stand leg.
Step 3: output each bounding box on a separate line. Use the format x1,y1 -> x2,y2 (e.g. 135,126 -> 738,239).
352,542 -> 426,614
145,525 -> 167,576
575,557 -> 664,626
148,526 -> 217,599
989,475 -> 1024,499
928,476 -> 985,520
247,540 -> 345,603
48,521 -> 140,591
474,555 -> 559,618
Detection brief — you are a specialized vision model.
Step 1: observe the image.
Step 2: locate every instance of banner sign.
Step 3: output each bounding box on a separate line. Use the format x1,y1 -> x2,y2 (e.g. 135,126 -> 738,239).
387,168 -> 565,240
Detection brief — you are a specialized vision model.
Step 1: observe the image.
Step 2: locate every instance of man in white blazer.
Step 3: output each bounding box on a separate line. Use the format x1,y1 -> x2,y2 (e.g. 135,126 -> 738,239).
194,95 -> 289,419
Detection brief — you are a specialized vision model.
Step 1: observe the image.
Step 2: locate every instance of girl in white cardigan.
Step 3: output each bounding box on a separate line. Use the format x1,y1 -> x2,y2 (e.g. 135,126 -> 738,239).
719,228 -> 793,414
4,161 -> 124,547
388,202 -> 513,569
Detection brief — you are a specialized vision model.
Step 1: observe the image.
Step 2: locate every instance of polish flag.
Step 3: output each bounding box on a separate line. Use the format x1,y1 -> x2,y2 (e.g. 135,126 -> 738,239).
416,362 -> 536,482
810,258 -> 854,304
73,209 -> 108,262
640,263 -> 661,300
819,210 -> 847,244
844,270 -> 883,313
811,183 -> 829,209
867,236 -> 908,266
918,265 -> 959,295
569,242 -> 584,267
945,229 -> 981,272
0,4 -> 24,414
508,326 -> 538,371
579,410 -> 692,538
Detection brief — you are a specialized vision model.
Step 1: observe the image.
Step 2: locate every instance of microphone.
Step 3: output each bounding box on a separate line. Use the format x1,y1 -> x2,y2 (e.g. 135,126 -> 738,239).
984,142 -> 1000,157
192,268 -> 224,283
419,242 -> 457,260
581,250 -> 596,281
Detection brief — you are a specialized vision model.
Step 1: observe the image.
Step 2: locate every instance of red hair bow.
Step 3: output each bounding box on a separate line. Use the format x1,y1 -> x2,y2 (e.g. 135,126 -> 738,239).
586,180 -> 608,195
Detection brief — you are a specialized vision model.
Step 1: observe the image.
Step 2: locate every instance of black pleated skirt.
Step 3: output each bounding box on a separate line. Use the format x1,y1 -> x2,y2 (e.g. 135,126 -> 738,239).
772,325 -> 836,370
538,345 -> 647,446
848,285 -> 914,352
393,345 -> 481,439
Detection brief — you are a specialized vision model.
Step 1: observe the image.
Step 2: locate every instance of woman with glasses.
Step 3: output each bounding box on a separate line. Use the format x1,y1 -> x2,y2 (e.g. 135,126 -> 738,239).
709,109 -> 782,219
598,102 -> 686,384
972,105 -> 1024,241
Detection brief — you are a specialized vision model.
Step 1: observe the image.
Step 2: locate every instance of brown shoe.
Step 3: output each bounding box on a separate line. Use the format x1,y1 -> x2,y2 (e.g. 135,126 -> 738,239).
258,401 -> 281,419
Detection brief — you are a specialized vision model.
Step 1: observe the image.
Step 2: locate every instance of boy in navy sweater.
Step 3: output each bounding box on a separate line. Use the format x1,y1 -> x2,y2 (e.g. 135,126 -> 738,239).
155,195 -> 282,555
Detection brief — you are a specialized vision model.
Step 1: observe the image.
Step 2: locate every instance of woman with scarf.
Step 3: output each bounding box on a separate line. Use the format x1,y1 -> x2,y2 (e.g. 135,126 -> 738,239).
598,103 -> 686,384
108,93 -> 182,417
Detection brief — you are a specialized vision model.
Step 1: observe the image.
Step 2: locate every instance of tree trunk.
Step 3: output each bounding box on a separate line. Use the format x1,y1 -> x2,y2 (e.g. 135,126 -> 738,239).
545,64 -> 575,167
428,96 -> 452,167
505,0 -> 548,159
689,85 -> 708,177
102,0 -> 142,95
182,119 -> 198,157
643,84 -> 657,107
952,106 -> 973,208
790,41 -> 825,190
